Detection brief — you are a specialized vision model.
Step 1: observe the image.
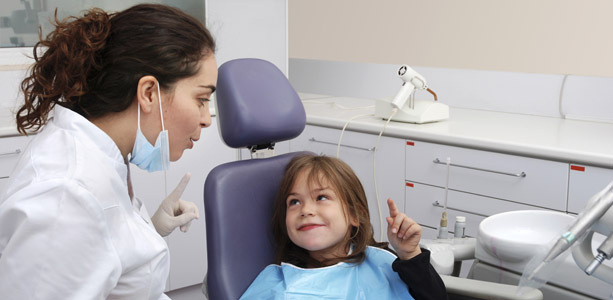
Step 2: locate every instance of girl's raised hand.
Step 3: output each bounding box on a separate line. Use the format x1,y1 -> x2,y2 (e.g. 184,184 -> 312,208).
386,198 -> 422,260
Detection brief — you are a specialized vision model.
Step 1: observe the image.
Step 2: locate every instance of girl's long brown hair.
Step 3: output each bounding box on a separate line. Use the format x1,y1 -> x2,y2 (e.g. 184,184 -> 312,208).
17,4 -> 215,135
272,154 -> 387,268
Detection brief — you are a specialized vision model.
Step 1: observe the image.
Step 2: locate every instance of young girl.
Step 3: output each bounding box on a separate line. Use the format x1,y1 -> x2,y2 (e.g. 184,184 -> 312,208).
241,154 -> 448,299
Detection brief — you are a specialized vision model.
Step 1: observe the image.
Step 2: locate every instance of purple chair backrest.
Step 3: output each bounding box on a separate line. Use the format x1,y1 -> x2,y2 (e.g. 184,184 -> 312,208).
204,58 -> 308,300
215,58 -> 306,148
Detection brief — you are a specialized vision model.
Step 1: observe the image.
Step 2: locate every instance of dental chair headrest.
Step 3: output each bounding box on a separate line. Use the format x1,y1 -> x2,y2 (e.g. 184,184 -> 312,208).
215,58 -> 306,149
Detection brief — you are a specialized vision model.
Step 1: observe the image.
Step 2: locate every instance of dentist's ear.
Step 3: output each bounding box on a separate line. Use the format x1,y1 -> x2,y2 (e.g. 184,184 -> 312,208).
136,75 -> 160,114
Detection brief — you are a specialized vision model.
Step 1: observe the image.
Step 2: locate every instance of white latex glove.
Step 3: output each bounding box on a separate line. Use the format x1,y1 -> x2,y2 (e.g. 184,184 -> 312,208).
151,173 -> 200,237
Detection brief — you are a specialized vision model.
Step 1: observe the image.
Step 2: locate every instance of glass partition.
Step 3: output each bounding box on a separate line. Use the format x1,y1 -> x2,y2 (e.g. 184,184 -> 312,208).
0,0 -> 205,47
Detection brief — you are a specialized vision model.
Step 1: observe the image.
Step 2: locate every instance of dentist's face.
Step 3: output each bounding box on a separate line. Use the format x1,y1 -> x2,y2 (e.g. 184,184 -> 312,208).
163,55 -> 217,161
285,169 -> 358,262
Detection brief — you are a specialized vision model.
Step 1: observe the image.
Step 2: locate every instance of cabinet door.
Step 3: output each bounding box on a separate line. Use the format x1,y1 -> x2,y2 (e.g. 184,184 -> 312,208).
568,164 -> 613,214
406,140 -> 569,211
405,181 -> 546,238
131,118 -> 236,291
290,125 -> 405,242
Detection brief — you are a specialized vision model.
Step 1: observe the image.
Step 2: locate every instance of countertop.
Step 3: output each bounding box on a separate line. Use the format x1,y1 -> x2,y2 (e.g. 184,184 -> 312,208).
299,93 -> 613,168
2,92 -> 611,169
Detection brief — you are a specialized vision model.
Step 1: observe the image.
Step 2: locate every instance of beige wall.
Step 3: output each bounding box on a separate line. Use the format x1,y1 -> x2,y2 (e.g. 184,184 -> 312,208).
289,0 -> 613,77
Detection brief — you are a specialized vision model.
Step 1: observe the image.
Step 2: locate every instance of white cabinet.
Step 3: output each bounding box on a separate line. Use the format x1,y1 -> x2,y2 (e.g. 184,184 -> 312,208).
131,117 -> 236,291
406,182 -> 546,239
404,139 -> 569,238
0,135 -> 31,193
568,164 -> 613,214
290,125 -> 405,242
405,140 -> 569,211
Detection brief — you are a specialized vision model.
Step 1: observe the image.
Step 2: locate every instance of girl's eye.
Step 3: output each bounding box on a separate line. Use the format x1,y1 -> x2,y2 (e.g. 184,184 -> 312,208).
288,199 -> 300,206
316,195 -> 329,201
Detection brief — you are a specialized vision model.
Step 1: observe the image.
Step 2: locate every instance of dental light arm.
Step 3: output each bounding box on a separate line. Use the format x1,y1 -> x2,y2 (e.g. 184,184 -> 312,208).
390,65 -> 428,110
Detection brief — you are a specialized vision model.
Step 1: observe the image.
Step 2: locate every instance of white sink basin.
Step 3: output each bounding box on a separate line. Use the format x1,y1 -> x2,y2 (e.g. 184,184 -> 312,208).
478,210 -> 575,263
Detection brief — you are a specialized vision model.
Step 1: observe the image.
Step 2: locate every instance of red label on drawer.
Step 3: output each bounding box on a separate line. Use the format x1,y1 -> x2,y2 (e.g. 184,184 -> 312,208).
406,141 -> 415,146
406,182 -> 414,187
570,165 -> 586,172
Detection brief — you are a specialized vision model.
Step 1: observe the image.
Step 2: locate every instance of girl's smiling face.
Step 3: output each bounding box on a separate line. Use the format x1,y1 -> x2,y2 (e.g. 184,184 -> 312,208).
285,169 -> 358,262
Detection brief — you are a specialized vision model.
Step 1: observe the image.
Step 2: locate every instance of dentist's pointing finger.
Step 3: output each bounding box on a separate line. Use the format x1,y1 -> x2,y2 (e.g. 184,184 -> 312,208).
169,173 -> 191,201
152,172 -> 198,236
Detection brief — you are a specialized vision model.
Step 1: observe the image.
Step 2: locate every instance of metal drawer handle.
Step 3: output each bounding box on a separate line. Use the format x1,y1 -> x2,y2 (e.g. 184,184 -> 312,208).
433,158 -> 526,178
0,176 -> 8,179
432,200 -> 488,218
309,138 -> 374,152
0,149 -> 21,156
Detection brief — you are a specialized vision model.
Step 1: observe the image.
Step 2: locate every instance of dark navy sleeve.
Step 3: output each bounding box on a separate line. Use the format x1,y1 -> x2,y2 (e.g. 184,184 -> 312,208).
391,249 -> 449,300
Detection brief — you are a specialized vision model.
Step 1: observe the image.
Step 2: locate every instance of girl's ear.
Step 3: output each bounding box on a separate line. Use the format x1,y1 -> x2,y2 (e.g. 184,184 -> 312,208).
349,215 -> 359,227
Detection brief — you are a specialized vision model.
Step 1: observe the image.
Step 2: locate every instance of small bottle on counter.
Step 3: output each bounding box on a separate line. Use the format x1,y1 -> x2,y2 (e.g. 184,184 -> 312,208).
454,216 -> 466,238
437,211 -> 448,239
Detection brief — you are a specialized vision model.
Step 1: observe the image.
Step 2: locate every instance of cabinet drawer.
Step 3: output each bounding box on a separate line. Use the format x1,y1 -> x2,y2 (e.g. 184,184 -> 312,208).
406,140 -> 568,211
568,164 -> 613,214
405,182 -> 547,238
290,125 -> 379,155
0,135 -> 30,178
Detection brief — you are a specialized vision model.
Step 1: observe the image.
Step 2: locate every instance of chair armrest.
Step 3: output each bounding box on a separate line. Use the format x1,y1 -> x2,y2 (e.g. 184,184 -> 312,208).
441,275 -> 543,300
420,237 -> 477,275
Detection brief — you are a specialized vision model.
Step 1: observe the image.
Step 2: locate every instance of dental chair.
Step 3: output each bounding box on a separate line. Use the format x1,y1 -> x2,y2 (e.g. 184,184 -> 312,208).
202,58 -> 543,300
202,58 -> 309,300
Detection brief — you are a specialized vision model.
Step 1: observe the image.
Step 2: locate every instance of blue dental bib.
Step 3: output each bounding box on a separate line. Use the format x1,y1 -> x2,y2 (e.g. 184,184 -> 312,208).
240,246 -> 415,300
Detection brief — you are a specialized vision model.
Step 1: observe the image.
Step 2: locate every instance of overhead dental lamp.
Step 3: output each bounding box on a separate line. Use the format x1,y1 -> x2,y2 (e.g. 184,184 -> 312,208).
375,64 -> 449,124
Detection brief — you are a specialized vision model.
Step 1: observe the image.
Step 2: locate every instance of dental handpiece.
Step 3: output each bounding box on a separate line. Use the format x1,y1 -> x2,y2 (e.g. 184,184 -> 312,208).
543,181 -> 613,264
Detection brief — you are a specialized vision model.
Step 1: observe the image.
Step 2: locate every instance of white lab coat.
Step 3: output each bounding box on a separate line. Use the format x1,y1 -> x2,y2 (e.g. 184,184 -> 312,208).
0,105 -> 170,300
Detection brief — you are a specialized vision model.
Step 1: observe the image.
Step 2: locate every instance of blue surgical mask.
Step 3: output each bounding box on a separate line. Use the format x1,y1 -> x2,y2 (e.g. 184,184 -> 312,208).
129,82 -> 170,172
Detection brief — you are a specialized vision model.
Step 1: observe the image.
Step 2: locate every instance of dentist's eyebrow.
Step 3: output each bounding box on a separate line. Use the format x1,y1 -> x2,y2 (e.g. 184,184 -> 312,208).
199,84 -> 216,93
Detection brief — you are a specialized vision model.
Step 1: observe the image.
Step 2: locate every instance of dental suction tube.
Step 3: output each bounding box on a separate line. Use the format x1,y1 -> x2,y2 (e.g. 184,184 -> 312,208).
543,181 -> 613,264
585,233 -> 613,275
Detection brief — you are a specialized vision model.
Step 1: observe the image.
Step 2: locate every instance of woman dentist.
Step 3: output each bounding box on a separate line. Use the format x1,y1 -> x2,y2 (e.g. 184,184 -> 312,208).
0,4 -> 216,299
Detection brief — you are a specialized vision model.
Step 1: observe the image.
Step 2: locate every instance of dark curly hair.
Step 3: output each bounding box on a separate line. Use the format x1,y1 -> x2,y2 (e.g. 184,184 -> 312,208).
17,4 -> 215,135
